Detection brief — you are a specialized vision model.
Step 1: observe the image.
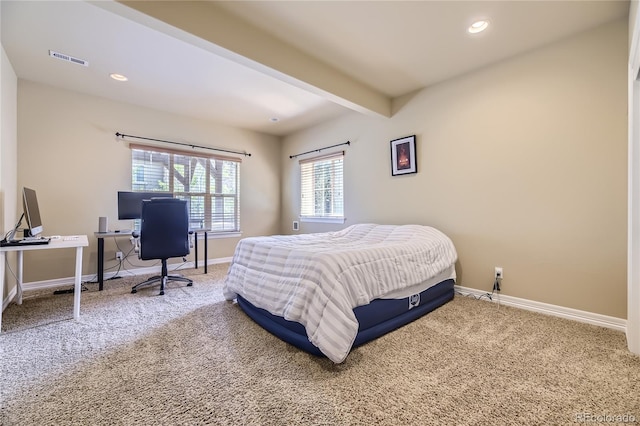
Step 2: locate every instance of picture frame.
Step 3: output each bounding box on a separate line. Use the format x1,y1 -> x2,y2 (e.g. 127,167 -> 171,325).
390,135 -> 417,176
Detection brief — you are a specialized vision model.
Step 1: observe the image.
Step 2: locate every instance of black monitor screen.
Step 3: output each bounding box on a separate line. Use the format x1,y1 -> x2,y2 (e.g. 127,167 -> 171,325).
117,191 -> 173,220
23,187 -> 43,237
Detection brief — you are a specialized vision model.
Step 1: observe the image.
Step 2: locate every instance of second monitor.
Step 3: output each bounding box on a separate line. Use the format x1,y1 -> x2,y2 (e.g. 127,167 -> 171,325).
117,191 -> 173,220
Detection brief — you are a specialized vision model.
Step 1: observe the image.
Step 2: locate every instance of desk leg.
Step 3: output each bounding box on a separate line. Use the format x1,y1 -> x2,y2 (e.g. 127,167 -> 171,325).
16,251 -> 23,305
194,231 -> 198,269
0,252 -> 5,333
204,231 -> 208,274
97,237 -> 104,291
73,246 -> 83,320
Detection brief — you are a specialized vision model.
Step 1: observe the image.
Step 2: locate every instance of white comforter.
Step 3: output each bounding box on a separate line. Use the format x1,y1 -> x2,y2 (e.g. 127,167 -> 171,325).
223,223 -> 458,363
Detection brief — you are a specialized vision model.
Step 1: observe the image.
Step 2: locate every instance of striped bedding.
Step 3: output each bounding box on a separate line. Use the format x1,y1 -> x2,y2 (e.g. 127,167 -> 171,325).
223,223 -> 458,363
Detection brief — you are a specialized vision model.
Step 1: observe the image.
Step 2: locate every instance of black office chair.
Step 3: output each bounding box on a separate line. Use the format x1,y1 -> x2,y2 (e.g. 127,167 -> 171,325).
131,198 -> 193,295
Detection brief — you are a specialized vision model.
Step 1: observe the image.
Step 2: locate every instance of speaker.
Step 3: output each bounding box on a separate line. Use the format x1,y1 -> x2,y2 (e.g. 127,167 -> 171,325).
98,216 -> 108,233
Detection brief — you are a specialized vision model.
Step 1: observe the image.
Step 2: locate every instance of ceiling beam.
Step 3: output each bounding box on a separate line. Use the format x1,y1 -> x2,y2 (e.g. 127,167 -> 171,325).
98,0 -> 391,118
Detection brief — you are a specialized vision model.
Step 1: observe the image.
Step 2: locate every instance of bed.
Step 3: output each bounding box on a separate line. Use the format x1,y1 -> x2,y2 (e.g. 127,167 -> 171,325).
223,223 -> 458,363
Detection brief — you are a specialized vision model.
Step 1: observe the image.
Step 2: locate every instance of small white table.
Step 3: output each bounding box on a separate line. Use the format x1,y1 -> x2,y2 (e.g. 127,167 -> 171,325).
0,235 -> 88,333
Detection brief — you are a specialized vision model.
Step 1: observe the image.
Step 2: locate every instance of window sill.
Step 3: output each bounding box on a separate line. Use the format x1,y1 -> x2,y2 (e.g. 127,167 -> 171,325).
300,217 -> 346,224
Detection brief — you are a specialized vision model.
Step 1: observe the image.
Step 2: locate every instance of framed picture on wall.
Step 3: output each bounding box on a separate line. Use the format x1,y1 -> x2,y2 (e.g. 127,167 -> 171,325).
390,135 -> 417,176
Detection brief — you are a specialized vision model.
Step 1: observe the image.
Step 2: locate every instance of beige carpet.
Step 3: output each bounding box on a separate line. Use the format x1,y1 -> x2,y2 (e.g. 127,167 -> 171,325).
1,264 -> 639,425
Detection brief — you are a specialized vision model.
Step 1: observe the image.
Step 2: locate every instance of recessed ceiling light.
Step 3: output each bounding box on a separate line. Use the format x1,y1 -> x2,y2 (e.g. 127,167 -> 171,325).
468,20 -> 489,34
110,73 -> 128,82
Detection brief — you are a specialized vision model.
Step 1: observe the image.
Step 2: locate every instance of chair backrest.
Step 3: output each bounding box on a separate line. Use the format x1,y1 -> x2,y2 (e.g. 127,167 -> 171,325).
139,198 -> 190,261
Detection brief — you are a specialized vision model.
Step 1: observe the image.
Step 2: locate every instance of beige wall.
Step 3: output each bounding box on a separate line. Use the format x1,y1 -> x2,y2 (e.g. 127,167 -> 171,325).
632,1 -> 638,48
1,45 -> 19,303
16,81 -> 281,282
282,19 -> 628,318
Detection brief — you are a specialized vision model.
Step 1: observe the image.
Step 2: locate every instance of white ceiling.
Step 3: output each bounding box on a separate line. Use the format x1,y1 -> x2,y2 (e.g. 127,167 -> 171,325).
1,0 -> 630,137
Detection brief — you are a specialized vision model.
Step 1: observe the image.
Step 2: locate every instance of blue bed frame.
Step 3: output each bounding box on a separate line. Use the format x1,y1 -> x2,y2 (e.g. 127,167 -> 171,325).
236,278 -> 455,358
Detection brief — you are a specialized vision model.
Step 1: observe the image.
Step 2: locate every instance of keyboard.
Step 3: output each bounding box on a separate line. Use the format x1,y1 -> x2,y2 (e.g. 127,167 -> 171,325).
0,238 -> 50,247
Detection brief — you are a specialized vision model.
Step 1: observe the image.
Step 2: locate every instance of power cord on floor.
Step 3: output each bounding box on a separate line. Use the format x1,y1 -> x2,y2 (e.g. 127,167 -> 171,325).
455,289 -> 494,301
53,284 -> 89,295
455,276 -> 503,310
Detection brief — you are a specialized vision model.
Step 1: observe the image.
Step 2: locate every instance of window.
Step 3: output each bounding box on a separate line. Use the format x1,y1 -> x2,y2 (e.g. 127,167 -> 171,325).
131,144 -> 240,232
300,151 -> 344,222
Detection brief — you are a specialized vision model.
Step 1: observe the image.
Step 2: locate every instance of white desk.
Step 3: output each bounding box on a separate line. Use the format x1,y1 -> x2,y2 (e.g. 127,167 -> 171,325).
0,235 -> 88,333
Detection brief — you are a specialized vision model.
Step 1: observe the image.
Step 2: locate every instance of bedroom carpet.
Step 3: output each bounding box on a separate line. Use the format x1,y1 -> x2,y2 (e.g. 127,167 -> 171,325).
1,263 -> 639,425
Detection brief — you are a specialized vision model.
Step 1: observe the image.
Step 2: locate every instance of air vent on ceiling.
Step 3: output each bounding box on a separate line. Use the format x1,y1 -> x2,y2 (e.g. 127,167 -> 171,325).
48,50 -> 89,67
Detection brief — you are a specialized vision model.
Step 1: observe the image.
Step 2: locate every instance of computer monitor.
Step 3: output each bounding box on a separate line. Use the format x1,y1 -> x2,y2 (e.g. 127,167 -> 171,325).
22,187 -> 43,237
117,191 -> 173,220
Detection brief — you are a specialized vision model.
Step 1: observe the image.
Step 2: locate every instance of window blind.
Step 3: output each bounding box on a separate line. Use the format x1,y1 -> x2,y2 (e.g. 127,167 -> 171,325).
130,144 -> 240,232
300,151 -> 344,219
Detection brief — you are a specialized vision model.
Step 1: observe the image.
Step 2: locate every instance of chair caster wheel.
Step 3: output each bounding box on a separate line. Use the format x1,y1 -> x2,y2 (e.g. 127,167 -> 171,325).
159,291 -> 165,296
131,289 -> 137,294
187,283 -> 193,287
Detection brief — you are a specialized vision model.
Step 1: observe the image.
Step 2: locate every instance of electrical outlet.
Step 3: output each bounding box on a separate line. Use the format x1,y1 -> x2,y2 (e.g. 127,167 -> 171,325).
293,221 -> 300,231
495,266 -> 503,279
116,251 -> 123,261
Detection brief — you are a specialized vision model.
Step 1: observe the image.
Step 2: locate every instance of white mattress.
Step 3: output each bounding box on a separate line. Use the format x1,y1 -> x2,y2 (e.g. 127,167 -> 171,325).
223,223 -> 458,363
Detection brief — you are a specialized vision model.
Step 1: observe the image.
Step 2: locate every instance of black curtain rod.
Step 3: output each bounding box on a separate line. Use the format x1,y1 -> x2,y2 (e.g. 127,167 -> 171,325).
115,132 -> 251,157
289,141 -> 350,159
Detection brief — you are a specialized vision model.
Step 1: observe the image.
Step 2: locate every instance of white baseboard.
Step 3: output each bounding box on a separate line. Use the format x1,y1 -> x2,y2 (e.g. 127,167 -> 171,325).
455,285 -> 627,333
2,257 -> 232,306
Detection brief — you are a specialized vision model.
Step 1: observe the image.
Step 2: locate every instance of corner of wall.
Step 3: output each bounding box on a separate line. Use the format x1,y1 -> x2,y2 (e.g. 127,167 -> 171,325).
1,43 -> 20,308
